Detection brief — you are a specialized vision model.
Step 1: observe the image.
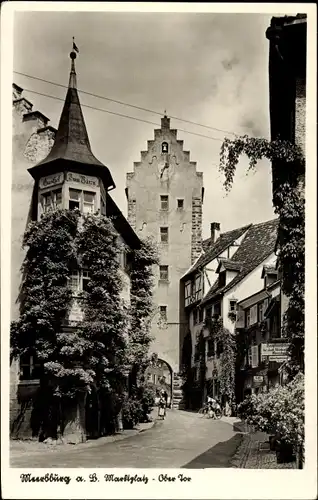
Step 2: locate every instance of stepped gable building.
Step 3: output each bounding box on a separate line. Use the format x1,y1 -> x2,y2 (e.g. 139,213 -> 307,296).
126,115 -> 203,407
10,50 -> 140,440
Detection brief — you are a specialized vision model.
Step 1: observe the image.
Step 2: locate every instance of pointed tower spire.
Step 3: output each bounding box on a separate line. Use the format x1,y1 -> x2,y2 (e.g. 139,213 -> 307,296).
69,39 -> 78,89
28,43 -> 115,190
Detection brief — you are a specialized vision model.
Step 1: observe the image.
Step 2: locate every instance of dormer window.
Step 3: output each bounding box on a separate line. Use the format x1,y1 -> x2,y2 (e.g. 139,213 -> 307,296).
69,189 -> 81,210
69,188 -> 96,213
162,142 -> 169,154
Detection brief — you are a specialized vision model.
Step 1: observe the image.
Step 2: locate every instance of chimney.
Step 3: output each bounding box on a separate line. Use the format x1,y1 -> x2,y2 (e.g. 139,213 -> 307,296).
210,222 -> 221,243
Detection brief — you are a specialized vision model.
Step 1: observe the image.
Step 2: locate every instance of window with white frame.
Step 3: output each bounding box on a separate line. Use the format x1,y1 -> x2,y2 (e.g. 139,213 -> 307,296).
159,305 -> 167,322
160,227 -> 169,243
185,281 -> 192,307
194,274 -> 202,301
160,195 -> 169,211
248,347 -> 252,367
159,265 -> 169,281
83,191 -> 95,213
229,299 -> 237,312
41,188 -> 62,213
69,188 -> 96,213
69,269 -> 90,294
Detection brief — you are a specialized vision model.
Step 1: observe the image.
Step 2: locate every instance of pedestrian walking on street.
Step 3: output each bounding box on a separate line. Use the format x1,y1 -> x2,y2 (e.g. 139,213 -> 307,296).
158,392 -> 166,420
163,390 -> 168,407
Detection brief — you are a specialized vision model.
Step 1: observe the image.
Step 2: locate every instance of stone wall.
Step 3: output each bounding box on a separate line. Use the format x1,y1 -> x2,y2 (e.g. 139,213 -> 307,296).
11,85 -> 58,438
191,194 -> 203,264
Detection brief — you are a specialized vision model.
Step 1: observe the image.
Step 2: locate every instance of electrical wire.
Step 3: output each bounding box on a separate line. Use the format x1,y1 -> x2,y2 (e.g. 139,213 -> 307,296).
21,87 -> 225,142
14,70 -> 237,137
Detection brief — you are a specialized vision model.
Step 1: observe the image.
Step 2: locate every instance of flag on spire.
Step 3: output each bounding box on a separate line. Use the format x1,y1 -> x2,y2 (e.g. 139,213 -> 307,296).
72,37 -> 79,53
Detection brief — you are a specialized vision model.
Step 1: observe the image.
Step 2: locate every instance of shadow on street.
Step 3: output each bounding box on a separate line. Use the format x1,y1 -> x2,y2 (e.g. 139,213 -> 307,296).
182,433 -> 243,468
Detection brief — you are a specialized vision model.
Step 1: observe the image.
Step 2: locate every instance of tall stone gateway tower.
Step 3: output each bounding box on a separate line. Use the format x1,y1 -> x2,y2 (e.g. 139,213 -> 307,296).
126,116 -> 203,407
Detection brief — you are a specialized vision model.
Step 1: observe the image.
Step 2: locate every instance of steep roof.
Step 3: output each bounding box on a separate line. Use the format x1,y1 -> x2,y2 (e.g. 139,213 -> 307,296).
28,51 -> 115,190
201,218 -> 279,304
106,193 -> 141,250
182,224 -> 251,280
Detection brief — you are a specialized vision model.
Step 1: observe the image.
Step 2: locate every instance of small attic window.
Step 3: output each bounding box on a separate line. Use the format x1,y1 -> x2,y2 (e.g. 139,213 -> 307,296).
162,142 -> 169,154
218,271 -> 226,288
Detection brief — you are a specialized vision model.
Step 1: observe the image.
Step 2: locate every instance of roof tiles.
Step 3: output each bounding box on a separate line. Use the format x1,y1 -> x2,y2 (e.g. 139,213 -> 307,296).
201,218 -> 279,304
182,224 -> 251,279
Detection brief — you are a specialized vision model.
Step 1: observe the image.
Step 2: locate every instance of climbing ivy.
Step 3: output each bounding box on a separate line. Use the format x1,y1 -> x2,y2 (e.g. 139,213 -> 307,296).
219,135 -> 305,375
11,209 -> 80,370
194,331 -> 206,396
207,318 -> 236,404
127,238 -> 158,385
11,210 -> 130,399
75,213 -> 129,397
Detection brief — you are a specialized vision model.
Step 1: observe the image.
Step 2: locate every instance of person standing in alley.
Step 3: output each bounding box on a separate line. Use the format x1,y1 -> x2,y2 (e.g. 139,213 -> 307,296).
158,391 -> 166,420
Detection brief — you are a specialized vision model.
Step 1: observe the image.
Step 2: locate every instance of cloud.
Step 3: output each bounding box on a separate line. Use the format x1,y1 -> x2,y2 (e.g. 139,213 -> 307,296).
221,55 -> 240,71
240,118 -> 263,137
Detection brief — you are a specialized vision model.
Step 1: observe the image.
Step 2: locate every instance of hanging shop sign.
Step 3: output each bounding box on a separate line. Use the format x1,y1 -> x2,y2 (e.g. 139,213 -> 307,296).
251,345 -> 259,368
268,355 -> 289,363
66,172 -> 99,187
261,343 -> 289,357
253,375 -> 264,383
39,172 -> 63,189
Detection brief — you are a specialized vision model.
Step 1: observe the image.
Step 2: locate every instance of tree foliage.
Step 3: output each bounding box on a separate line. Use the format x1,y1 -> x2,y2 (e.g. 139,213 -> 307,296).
127,238 -> 159,375
238,372 -> 304,450
219,136 -> 305,375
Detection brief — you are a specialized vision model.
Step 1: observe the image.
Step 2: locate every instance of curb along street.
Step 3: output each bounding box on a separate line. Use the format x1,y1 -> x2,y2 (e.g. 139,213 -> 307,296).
10,416 -> 162,459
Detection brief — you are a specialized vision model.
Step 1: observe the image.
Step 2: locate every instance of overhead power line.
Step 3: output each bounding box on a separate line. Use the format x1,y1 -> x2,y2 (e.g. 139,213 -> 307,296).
20,87 -> 225,143
14,70 -> 236,137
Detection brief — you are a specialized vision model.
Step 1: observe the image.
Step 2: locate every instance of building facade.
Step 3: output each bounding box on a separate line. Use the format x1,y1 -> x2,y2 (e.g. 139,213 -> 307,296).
126,116 -> 203,405
10,51 -> 141,441
266,14 -> 306,373
181,219 -> 279,410
235,266 -> 290,401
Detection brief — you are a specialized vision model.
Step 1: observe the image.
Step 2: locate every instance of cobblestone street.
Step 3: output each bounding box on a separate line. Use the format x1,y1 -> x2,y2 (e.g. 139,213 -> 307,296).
11,410 -> 242,468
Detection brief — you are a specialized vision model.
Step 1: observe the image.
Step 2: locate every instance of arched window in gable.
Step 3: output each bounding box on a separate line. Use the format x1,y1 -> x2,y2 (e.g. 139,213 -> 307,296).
161,142 -> 169,154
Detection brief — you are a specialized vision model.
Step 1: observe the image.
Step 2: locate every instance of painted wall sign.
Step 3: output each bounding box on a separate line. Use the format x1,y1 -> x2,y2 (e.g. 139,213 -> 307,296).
261,343 -> 289,356
66,172 -> 99,187
39,172 -> 63,189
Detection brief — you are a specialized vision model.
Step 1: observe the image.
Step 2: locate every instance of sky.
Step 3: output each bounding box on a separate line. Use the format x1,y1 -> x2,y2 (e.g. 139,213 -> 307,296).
13,10 -> 276,239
